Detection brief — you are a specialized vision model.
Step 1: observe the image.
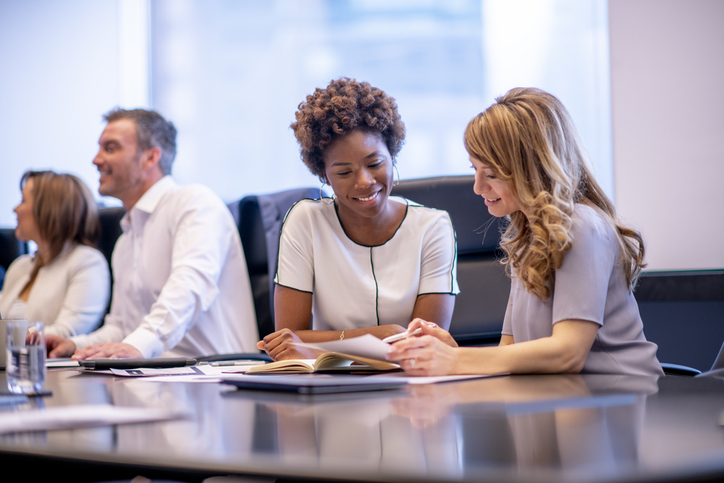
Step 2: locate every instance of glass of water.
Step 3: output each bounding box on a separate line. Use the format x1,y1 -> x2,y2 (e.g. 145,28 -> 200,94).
6,320 -> 46,394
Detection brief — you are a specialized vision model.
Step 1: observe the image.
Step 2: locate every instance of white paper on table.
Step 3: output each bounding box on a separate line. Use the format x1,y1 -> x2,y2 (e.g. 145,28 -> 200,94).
118,364 -> 261,382
294,334 -> 392,361
46,359 -> 80,368
0,404 -> 187,434
109,366 -> 209,377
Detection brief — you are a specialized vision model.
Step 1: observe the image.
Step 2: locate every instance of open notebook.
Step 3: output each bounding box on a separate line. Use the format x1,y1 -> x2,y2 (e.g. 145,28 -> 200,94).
246,352 -> 399,374
249,334 -> 401,374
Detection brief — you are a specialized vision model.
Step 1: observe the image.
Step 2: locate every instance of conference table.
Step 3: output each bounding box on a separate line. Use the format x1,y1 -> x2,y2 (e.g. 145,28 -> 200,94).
1,367 -> 724,483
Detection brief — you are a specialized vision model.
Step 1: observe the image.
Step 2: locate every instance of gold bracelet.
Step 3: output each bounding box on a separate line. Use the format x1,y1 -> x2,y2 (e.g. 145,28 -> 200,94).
340,330 -> 345,340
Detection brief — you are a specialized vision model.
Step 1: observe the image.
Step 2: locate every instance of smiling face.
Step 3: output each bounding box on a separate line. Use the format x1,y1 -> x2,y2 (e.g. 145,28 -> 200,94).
470,157 -> 522,218
323,130 -> 396,226
92,119 -> 148,209
13,178 -> 42,243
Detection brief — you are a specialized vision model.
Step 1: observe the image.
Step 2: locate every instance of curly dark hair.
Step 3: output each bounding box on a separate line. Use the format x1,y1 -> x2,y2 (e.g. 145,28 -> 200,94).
291,77 -> 406,181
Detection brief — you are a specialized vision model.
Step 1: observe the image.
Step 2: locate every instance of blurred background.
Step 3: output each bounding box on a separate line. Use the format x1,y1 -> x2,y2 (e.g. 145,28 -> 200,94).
0,0 -> 721,271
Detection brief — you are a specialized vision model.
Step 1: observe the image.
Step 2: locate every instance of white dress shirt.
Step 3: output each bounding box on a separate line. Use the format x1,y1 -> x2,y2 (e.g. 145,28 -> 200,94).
70,176 -> 259,358
0,243 -> 110,337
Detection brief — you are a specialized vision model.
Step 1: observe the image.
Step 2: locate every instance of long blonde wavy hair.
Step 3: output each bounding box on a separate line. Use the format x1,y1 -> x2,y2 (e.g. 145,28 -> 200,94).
464,88 -> 645,300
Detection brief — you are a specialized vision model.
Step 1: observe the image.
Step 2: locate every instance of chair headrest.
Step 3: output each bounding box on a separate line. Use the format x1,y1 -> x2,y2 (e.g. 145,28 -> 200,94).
237,196 -> 268,274
391,175 -> 504,255
237,187 -> 320,274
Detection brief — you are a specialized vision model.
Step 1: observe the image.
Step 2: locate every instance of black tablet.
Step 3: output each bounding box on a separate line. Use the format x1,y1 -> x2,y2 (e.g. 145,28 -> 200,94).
79,358 -> 197,370
220,374 -> 408,395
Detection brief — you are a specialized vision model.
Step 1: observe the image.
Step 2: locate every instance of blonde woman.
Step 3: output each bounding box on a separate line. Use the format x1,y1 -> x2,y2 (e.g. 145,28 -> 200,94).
388,88 -> 663,377
0,171 -> 110,338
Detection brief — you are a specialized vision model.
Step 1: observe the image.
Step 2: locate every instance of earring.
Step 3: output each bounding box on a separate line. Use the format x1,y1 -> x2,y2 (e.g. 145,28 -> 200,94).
393,165 -> 400,187
320,182 -> 335,205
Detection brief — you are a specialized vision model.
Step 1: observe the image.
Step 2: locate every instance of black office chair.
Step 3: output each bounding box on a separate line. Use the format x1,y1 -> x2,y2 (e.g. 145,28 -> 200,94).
235,187 -> 321,339
95,206 -> 126,319
202,187 -> 320,363
0,227 -> 28,290
635,270 -> 724,376
97,206 -> 125,270
391,175 -> 510,346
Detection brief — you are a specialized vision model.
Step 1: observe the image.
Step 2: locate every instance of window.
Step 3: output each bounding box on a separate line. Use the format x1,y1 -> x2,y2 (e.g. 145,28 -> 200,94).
151,0 -> 611,202
0,0 -> 610,226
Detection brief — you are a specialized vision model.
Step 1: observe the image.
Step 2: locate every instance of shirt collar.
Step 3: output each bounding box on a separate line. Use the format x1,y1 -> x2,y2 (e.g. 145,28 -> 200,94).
121,176 -> 176,230
132,175 -> 176,215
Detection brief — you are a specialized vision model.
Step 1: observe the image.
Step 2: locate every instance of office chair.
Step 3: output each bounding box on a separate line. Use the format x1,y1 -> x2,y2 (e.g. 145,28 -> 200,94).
97,206 -> 125,270
635,269 -> 724,376
236,187 -> 320,340
660,363 -> 702,376
0,227 -> 28,290
202,187 -> 320,363
391,175 -> 510,346
96,206 -> 126,318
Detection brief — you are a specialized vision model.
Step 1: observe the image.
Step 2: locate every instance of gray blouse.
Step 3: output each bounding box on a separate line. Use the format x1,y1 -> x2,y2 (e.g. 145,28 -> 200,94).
502,204 -> 663,376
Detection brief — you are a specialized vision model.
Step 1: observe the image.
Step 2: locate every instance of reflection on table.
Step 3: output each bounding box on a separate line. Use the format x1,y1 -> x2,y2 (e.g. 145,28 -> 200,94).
1,369 -> 723,483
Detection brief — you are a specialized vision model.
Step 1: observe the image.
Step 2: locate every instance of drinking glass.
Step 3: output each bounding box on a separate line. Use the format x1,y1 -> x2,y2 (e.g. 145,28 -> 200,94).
6,320 -> 46,394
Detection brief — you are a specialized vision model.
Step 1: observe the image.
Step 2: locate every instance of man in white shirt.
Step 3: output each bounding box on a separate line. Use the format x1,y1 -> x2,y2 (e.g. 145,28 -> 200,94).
46,108 -> 259,359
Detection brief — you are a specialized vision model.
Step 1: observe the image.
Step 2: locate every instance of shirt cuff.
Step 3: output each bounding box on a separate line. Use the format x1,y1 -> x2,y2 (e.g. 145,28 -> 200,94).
45,324 -> 70,339
69,334 -> 91,351
122,328 -> 165,359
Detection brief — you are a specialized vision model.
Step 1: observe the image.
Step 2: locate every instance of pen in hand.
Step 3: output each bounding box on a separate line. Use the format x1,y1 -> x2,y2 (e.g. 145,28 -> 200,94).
382,327 -> 423,344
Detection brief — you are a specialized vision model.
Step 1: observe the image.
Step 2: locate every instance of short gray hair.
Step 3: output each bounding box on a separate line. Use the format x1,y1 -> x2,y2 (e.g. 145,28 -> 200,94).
103,108 -> 177,175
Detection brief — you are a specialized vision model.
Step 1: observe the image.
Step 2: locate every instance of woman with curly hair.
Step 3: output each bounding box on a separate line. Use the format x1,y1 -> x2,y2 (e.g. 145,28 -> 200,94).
258,78 -> 459,361
0,170 -> 110,337
388,87 -> 662,377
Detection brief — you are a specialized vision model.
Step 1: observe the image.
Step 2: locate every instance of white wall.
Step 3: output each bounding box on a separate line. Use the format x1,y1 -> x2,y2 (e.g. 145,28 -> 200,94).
609,0 -> 724,270
0,0 -> 124,227
482,0 -> 613,198
1,0 -> 612,230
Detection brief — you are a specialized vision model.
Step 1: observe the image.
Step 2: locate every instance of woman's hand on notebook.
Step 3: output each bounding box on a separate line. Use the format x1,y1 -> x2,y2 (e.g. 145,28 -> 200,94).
258,328 -> 320,361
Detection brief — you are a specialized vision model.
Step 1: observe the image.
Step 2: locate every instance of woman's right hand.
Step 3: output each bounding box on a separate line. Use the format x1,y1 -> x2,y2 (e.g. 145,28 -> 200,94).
256,328 -> 320,361
384,319 -> 460,376
387,333 -> 460,376
406,318 -> 458,348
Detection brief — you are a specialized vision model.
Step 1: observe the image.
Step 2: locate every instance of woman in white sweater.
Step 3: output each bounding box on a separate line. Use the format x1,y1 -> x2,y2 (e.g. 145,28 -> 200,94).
0,171 -> 110,338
